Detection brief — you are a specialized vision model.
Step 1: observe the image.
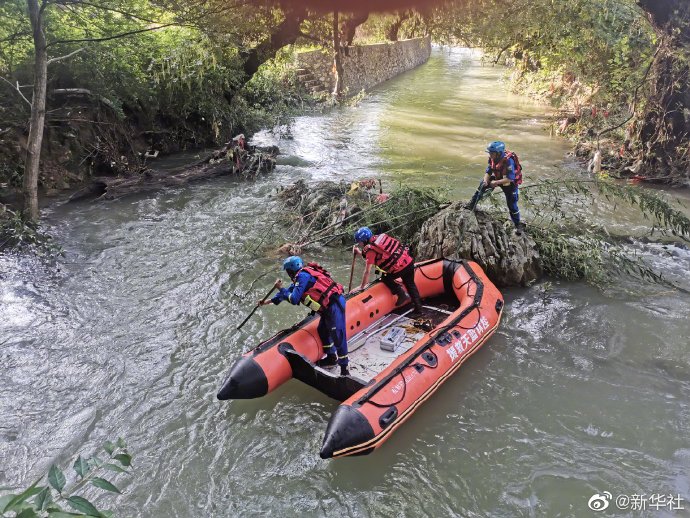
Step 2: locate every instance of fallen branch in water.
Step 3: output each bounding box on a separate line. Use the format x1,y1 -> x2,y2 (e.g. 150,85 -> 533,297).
68,143 -> 278,202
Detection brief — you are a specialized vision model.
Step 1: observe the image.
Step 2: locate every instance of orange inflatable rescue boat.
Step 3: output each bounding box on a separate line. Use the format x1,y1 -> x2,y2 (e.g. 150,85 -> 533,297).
217,258 -> 504,458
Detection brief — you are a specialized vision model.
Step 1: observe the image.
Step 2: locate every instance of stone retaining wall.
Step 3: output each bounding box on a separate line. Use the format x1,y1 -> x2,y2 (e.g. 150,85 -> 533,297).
296,36 -> 431,95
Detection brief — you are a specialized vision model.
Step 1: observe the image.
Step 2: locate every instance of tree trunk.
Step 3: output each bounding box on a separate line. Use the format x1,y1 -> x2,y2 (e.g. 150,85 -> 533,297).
333,10 -> 344,98
341,11 -> 369,46
23,0 -> 47,222
386,10 -> 411,42
635,0 -> 690,183
241,5 -> 307,81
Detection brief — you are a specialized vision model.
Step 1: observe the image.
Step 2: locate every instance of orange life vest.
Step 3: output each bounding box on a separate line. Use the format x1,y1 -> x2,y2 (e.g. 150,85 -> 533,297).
489,150 -> 523,186
299,263 -> 343,312
363,234 -> 413,274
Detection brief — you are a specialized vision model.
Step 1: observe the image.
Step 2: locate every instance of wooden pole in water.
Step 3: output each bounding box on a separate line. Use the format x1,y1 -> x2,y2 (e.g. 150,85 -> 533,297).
237,284 -> 277,330
347,248 -> 357,293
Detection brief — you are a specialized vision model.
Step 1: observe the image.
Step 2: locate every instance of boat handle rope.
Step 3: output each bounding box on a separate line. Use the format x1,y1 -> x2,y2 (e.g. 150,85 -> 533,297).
455,277 -> 472,292
367,351 -> 441,409
418,268 -> 443,281
367,371 -> 408,407
251,315 -> 317,356
355,261 -> 484,407
455,305 -> 482,330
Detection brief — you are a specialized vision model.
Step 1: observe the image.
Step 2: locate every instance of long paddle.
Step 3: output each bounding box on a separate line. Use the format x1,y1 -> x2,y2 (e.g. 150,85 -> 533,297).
236,283 -> 277,330
347,247 -> 357,293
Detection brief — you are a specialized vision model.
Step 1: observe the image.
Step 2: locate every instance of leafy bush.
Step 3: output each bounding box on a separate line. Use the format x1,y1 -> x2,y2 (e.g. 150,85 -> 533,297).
0,207 -> 62,258
0,438 -> 132,518
519,176 -> 690,287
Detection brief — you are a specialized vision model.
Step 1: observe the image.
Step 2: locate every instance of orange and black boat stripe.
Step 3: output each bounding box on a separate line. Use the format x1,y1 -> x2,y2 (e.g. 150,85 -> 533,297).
331,315 -> 502,458
353,260 -> 483,406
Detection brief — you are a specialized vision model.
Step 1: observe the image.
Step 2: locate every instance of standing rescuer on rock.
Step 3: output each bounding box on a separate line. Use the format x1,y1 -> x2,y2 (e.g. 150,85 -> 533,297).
259,256 -> 349,376
470,141 -> 524,235
353,227 -> 423,314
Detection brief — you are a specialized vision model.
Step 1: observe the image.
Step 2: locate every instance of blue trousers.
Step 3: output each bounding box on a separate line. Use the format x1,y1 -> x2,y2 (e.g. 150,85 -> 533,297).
317,294 -> 348,366
501,184 -> 521,226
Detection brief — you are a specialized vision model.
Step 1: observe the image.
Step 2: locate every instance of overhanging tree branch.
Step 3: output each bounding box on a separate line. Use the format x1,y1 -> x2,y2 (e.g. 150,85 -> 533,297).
0,76 -> 32,107
596,40 -> 662,146
341,11 -> 369,46
493,43 -> 512,64
0,31 -> 32,44
56,0 -> 165,24
386,10 -> 412,41
298,30 -> 325,43
240,5 -> 308,80
46,47 -> 84,65
46,22 -> 178,47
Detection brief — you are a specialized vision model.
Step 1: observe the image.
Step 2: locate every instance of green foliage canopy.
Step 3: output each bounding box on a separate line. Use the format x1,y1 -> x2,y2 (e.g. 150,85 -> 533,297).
427,0 -> 656,108
0,0 -> 309,144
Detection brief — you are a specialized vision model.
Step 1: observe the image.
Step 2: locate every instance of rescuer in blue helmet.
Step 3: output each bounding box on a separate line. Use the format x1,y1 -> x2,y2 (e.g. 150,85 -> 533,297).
469,141 -> 525,235
353,226 -> 423,313
259,256 -> 349,376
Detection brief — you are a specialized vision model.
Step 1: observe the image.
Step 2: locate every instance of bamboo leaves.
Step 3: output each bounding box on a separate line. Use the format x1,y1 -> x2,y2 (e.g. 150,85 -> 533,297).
33,487 -> 52,512
0,479 -> 43,515
65,495 -> 102,516
112,454 -> 132,467
72,456 -> 90,480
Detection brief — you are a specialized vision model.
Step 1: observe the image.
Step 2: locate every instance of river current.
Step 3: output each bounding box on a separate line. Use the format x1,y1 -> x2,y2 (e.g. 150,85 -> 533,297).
1,48 -> 689,517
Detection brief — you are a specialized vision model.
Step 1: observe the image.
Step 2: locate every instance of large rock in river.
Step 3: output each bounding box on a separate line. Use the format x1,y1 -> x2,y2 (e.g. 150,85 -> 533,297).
415,202 -> 542,287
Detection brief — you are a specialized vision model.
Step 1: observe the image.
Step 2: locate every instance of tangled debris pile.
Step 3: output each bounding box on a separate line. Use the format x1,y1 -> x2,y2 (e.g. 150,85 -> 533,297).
269,179 -> 542,287
69,137 -> 278,202
273,178 -> 443,254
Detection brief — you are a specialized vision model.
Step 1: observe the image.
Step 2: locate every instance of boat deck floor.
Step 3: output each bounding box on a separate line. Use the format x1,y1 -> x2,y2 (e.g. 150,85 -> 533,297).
345,301 -> 456,382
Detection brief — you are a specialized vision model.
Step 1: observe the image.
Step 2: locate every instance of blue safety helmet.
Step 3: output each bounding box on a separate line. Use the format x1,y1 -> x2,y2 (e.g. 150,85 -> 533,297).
486,141 -> 506,154
282,255 -> 303,274
354,226 -> 373,243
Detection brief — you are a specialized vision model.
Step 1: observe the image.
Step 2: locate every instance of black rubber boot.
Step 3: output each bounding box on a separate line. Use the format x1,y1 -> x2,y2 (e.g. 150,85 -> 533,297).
395,293 -> 411,306
467,192 -> 481,211
391,284 -> 410,306
340,365 -> 350,376
515,222 -> 525,236
317,355 -> 337,368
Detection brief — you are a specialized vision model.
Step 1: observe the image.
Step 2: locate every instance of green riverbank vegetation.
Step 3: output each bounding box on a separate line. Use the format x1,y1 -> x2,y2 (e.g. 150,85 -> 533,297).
427,0 -> 690,186
0,1 -> 433,227
0,0 -> 324,220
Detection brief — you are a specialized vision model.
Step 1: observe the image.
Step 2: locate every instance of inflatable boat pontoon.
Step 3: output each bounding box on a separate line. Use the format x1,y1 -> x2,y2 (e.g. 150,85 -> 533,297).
217,258 -> 503,458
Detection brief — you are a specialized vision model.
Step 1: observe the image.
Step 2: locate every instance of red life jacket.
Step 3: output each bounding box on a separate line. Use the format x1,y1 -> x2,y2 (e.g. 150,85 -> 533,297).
299,262 -> 343,312
363,234 -> 413,274
489,150 -> 523,186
